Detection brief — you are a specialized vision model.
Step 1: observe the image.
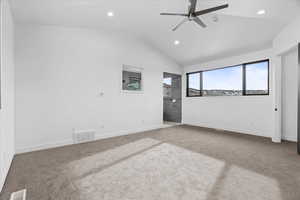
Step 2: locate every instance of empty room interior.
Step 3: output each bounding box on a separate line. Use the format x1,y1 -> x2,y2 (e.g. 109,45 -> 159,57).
1,0 -> 300,199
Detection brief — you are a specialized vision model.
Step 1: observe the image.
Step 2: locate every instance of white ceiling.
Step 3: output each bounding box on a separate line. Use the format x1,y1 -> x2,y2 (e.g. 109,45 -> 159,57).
11,0 -> 300,66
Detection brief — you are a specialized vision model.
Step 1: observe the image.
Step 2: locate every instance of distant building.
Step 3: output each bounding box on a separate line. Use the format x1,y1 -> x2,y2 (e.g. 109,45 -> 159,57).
188,89 -> 267,96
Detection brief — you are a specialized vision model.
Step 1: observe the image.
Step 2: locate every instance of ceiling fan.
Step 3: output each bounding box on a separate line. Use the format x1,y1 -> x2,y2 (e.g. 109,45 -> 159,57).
160,0 -> 229,31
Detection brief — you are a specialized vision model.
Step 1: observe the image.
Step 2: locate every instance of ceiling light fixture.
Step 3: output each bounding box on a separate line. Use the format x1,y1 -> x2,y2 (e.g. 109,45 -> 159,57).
174,40 -> 180,45
257,9 -> 266,15
107,11 -> 114,17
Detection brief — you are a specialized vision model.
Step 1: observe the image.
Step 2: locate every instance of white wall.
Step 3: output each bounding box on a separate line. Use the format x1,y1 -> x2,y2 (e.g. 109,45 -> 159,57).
273,15 -> 300,55
281,48 -> 298,142
15,24 -> 182,153
183,49 -> 275,139
0,0 -> 15,192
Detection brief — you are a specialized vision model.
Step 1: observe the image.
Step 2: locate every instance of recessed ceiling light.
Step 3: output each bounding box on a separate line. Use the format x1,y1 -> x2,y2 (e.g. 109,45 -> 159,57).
107,11 -> 114,17
257,9 -> 266,15
174,40 -> 180,45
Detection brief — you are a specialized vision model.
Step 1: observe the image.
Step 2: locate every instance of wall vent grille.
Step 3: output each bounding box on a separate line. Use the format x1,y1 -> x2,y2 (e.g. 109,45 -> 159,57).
72,129 -> 95,144
10,189 -> 26,200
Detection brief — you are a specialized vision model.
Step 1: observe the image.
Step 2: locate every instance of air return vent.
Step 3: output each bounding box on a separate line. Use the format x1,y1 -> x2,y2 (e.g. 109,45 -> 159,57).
10,189 -> 26,200
72,129 -> 95,144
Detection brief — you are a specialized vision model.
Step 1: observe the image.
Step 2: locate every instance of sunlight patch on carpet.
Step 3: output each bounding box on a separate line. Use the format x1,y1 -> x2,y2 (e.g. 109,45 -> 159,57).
72,142 -> 225,200
216,165 -> 281,200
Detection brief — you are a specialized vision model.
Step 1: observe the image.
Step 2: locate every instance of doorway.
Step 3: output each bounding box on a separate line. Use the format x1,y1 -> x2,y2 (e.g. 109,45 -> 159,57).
298,43 -> 300,154
163,72 -> 182,124
280,44 -> 300,155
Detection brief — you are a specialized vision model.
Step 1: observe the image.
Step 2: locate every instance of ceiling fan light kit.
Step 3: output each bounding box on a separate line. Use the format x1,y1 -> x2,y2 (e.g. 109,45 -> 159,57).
160,0 -> 229,31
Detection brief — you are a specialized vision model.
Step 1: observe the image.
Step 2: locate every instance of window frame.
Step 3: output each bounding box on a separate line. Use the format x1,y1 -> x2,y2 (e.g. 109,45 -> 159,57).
186,71 -> 202,97
186,59 -> 270,97
121,65 -> 144,94
243,59 -> 270,96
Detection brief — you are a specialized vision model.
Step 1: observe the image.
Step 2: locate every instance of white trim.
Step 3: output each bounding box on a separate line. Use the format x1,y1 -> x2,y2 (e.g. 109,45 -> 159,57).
0,0 -> 3,110
121,90 -> 144,94
186,122 -> 297,143
273,55 -> 282,143
282,136 -> 297,142
183,122 -> 272,139
0,151 -> 14,193
16,139 -> 73,154
95,125 -> 163,140
123,64 -> 143,72
16,124 -> 174,154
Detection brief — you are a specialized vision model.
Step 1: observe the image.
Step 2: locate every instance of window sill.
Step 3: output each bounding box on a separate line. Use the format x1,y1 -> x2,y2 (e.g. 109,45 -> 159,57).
122,90 -> 144,94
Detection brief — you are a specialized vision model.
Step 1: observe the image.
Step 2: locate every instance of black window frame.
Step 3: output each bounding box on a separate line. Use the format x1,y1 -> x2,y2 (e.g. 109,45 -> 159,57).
243,59 -> 270,96
186,59 -> 270,97
186,72 -> 202,97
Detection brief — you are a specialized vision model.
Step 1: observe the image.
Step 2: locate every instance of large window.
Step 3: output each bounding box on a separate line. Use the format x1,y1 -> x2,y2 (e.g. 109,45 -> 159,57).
202,65 -> 243,96
186,59 -> 269,97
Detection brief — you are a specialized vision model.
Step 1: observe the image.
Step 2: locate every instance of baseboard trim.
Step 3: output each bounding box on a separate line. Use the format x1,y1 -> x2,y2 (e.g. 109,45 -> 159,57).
16,139 -> 73,154
15,123 -> 297,154
95,125 -> 161,141
16,124 -> 171,154
282,136 -> 297,142
184,123 -> 298,142
183,122 -> 272,140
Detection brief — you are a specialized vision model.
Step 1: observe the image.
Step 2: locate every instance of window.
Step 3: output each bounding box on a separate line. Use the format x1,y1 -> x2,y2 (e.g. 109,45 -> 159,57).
122,65 -> 143,92
163,77 -> 172,86
163,77 -> 172,98
202,65 -> 243,96
245,61 -> 269,95
186,59 -> 269,97
187,72 -> 201,97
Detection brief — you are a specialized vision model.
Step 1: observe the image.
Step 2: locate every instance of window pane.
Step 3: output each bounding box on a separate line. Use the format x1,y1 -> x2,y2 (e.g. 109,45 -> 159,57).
245,61 -> 269,95
163,77 -> 172,98
202,65 -> 243,96
163,77 -> 172,86
187,73 -> 201,96
122,70 -> 142,91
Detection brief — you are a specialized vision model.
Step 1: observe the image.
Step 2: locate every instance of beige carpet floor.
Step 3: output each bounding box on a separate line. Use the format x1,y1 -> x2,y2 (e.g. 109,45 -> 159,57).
1,125 -> 300,200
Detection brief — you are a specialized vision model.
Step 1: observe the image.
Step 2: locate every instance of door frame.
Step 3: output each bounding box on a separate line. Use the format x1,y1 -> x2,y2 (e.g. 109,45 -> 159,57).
297,43 -> 300,155
163,72 -> 182,123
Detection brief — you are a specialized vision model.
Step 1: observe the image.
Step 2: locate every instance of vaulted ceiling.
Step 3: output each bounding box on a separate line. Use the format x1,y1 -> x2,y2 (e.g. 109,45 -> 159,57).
11,0 -> 300,66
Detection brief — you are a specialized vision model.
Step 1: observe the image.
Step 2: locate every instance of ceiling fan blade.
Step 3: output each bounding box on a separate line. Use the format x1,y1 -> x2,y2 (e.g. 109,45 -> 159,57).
160,13 -> 189,16
172,18 -> 189,31
189,0 -> 197,13
194,4 -> 229,16
193,17 -> 206,28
